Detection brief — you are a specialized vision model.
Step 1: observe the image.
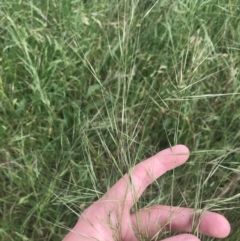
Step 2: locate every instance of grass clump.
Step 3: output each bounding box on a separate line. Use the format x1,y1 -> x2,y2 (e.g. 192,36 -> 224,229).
0,0 -> 240,240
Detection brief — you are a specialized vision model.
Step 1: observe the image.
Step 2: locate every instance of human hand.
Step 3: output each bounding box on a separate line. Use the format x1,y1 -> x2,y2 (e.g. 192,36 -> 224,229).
63,145 -> 230,241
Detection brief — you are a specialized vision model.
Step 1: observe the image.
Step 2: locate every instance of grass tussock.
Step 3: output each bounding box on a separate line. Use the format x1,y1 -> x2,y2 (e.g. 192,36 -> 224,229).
0,1 -> 240,240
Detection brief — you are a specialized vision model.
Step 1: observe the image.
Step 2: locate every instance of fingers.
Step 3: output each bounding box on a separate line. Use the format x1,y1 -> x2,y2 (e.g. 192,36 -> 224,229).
130,205 -> 231,239
98,145 -> 190,210
160,234 -> 200,241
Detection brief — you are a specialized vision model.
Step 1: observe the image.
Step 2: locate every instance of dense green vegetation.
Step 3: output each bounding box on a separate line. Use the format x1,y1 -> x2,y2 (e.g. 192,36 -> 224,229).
0,1 -> 240,240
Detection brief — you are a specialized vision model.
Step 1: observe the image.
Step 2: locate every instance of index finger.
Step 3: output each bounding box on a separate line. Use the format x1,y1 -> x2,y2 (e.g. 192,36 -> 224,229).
99,145 -> 190,210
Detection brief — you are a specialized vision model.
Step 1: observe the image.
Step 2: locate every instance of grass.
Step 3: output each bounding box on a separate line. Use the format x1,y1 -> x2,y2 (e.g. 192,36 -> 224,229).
0,0 -> 240,240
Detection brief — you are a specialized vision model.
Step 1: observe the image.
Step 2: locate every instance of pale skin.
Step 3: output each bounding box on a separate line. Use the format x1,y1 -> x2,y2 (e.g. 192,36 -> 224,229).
63,145 -> 231,241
